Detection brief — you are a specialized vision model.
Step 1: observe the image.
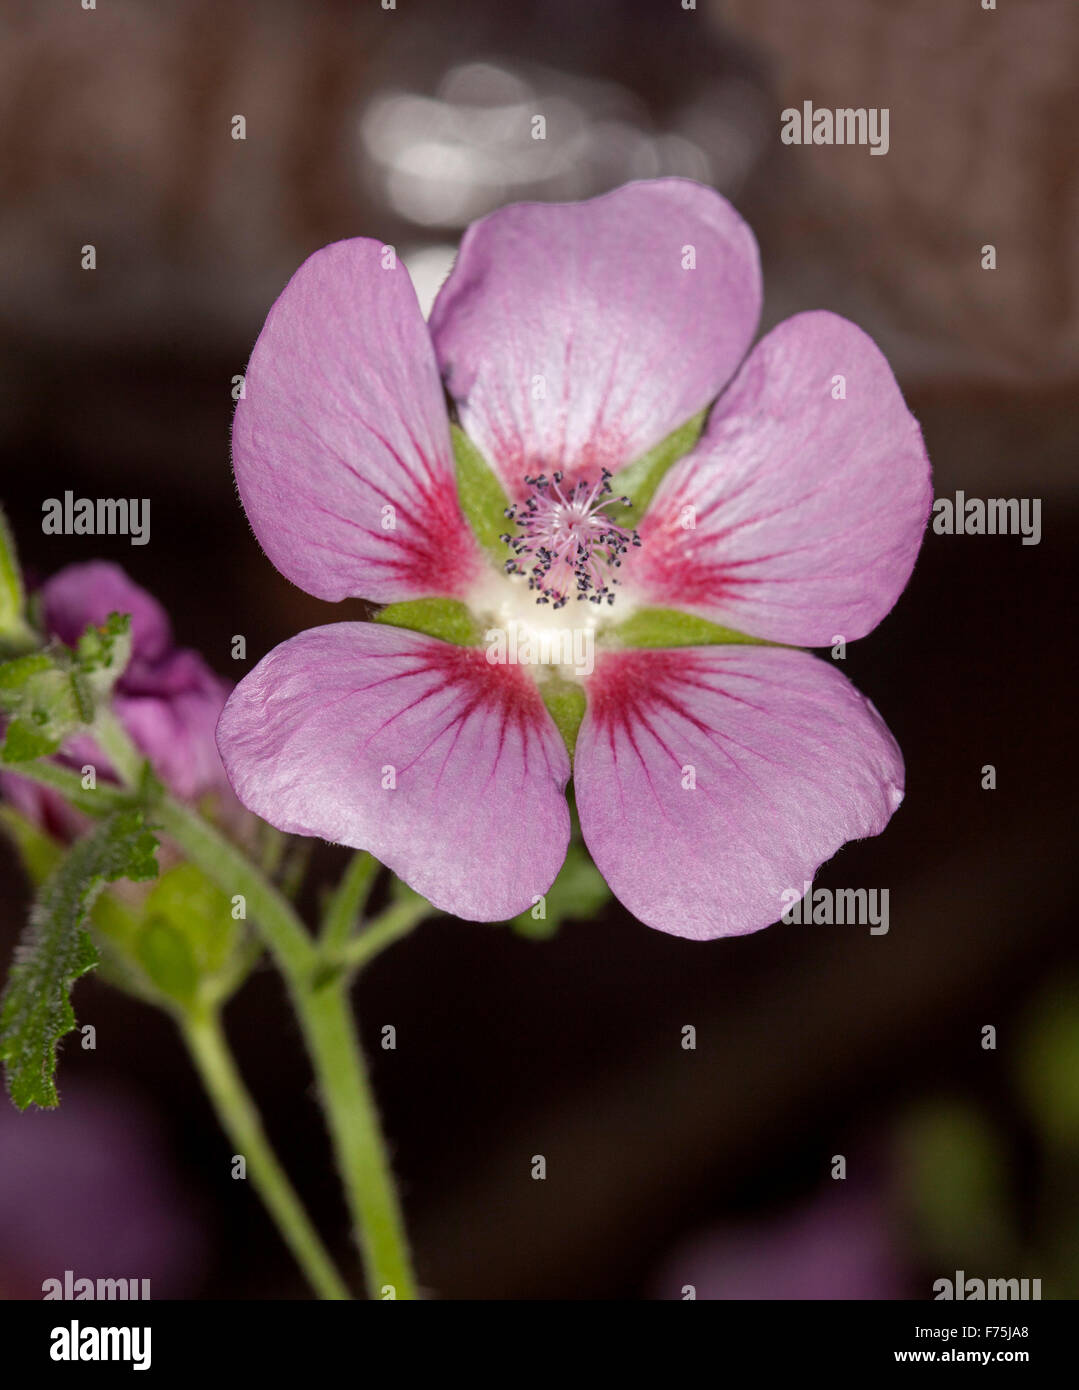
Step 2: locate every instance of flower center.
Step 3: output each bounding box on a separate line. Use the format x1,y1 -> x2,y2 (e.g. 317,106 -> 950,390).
500,469 -> 640,610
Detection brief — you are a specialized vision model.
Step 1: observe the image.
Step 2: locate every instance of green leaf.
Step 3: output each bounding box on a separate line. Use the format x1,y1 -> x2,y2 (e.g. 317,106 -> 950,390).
609,409 -> 708,526
510,841 -> 611,940
0,661 -> 83,762
540,676 -> 587,761
374,597 -> 480,646
0,809 -> 159,1109
0,503 -> 30,647
0,613 -> 133,765
609,607 -> 780,650
451,424 -> 513,565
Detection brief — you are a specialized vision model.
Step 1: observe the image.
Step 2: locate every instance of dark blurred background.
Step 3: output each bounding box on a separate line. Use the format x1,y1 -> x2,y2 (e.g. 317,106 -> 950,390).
1,0 -> 1077,1300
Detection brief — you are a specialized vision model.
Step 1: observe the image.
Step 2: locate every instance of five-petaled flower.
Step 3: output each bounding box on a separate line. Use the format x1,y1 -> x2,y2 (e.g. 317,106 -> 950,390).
218,178 -> 931,938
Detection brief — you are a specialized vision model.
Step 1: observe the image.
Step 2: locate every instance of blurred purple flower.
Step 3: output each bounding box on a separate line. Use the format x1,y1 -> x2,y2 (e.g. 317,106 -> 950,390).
0,1079 -> 205,1299
218,178 -> 931,936
652,1184 -> 909,1301
2,561 -> 232,838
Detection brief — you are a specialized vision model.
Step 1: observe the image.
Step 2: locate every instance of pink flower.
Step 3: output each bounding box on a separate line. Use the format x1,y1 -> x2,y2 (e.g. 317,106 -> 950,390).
3,562 -> 232,837
218,179 -> 931,936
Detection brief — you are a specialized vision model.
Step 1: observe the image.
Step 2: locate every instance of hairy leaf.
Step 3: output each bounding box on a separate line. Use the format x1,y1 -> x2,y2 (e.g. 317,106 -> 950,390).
0,809 -> 159,1108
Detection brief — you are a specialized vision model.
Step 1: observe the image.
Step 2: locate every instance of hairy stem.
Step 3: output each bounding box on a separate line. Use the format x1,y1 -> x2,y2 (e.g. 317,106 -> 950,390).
180,1005 -> 351,1301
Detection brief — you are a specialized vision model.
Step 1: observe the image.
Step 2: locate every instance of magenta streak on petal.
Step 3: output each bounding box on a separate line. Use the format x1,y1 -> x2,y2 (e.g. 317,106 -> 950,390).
430,178 -> 762,502
233,238 -> 484,604
621,310 -> 932,647
216,624 -> 571,921
575,645 -> 905,940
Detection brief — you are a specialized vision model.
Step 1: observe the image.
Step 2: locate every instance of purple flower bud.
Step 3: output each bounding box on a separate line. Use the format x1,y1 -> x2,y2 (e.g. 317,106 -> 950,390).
2,562 -> 233,837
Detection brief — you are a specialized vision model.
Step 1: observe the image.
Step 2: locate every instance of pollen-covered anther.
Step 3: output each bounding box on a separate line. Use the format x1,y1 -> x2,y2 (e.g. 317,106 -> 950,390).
500,469 -> 640,610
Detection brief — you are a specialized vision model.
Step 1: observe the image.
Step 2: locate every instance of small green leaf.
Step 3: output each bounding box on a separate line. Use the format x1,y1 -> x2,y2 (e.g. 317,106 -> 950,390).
610,409 -> 708,526
540,676 -> 587,760
510,841 -> 611,940
374,597 -> 480,646
0,662 -> 82,763
0,809 -> 159,1109
451,424 -> 513,565
0,652 -> 51,694
609,607 -> 779,650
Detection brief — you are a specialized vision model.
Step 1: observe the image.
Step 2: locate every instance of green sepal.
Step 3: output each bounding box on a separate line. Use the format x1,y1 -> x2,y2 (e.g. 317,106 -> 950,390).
0,808 -> 159,1109
540,676 -> 586,761
510,841 -> 611,940
609,408 -> 708,527
609,607 -> 779,650
374,597 -> 480,646
451,424 -> 512,565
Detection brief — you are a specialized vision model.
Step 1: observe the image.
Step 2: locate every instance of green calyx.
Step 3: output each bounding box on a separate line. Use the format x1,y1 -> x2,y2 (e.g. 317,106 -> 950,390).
373,597 -> 481,646
605,607 -> 780,650
450,424 -> 512,567
608,408 -> 708,528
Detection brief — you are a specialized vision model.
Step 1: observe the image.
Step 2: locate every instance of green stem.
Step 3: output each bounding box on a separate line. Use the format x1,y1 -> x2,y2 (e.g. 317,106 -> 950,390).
153,795 -> 420,1299
296,979 -> 418,1300
1,757 -> 129,815
337,894 -> 432,974
179,1005 -> 351,1301
320,851 -> 378,951
93,708 -> 143,785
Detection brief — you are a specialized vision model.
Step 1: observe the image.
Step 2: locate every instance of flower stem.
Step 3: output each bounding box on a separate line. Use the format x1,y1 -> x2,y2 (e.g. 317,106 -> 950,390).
153,795 -> 420,1299
179,1005 -> 351,1301
296,978 -> 419,1300
337,894 -> 433,974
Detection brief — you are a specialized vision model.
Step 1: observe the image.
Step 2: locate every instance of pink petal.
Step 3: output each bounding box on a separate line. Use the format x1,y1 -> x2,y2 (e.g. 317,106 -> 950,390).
623,311 -> 932,645
114,652 -> 232,802
233,239 -> 483,603
42,561 -> 172,662
429,178 -> 761,498
216,623 -> 571,920
575,645 -> 904,939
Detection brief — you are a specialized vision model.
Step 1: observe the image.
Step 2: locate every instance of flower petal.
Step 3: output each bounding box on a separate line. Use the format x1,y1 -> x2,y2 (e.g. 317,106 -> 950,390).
233,239 -> 484,603
430,178 -> 761,498
575,645 -> 904,939
216,623 -> 571,920
622,311 -> 932,645
42,561 -> 172,663
114,650 -> 232,801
